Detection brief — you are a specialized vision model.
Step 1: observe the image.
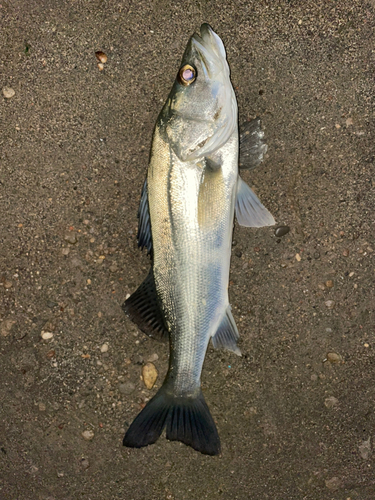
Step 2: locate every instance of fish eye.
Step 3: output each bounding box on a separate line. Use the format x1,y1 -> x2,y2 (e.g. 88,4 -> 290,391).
178,64 -> 196,86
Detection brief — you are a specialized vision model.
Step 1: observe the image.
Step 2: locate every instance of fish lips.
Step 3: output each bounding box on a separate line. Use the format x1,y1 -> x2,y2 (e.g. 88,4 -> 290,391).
192,23 -> 227,64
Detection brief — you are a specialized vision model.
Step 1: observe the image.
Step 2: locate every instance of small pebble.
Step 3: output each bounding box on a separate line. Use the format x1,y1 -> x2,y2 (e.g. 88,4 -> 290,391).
295,253 -> 301,262
62,247 -> 70,256
142,362 -> 158,389
64,232 -> 77,244
325,300 -> 335,309
326,352 -> 342,364
95,51 -> 108,63
346,117 -> 353,126
2,87 -> 15,99
118,382 -> 136,395
4,280 -> 12,289
100,343 -> 108,353
41,332 -> 54,340
81,430 -> 94,441
97,63 -> 104,71
325,477 -> 342,491
274,225 -> 290,237
109,264 -> 118,272
325,280 -> 334,288
38,402 -> 46,411
1,319 -> 16,337
147,353 -> 159,363
324,396 -> 339,408
342,249 -> 349,257
46,350 -> 56,359
70,257 -> 82,268
80,458 -> 90,470
358,437 -> 371,460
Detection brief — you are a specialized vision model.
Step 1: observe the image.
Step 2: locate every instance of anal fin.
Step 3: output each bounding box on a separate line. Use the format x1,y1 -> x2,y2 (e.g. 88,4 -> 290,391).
211,306 -> 241,356
122,269 -> 169,341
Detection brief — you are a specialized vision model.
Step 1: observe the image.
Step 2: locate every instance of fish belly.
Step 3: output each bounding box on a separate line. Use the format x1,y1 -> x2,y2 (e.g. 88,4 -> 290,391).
148,126 -> 238,397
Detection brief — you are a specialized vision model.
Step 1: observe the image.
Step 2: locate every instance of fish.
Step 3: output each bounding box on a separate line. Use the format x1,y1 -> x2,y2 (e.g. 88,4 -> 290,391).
122,23 -> 275,455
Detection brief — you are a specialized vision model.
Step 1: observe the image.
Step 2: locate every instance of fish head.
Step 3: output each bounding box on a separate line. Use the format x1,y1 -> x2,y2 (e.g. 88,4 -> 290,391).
161,24 -> 237,162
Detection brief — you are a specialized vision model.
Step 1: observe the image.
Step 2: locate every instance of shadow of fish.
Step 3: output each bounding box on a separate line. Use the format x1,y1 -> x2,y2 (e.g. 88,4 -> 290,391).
123,23 -> 274,455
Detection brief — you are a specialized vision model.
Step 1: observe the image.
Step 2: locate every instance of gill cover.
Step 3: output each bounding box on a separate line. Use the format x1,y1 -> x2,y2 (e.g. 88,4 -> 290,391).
160,23 -> 237,162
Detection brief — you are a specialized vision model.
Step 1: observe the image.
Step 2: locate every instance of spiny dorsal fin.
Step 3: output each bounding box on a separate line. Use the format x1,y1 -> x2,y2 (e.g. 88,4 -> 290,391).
235,176 -> 275,228
137,179 -> 152,254
211,306 -> 241,356
122,269 -> 169,341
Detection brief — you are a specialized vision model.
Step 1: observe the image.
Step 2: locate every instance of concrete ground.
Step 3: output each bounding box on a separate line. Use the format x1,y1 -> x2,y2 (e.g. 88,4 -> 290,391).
1,1 -> 374,499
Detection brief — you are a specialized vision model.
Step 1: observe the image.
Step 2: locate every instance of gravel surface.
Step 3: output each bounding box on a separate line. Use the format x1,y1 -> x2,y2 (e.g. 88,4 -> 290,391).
1,1 -> 374,499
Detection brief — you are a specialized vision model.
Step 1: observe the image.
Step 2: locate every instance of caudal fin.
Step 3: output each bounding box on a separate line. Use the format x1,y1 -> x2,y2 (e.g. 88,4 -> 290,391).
123,384 -> 221,455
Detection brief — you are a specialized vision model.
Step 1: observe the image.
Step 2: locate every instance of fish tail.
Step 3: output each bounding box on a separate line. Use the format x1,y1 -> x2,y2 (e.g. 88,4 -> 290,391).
123,384 -> 221,456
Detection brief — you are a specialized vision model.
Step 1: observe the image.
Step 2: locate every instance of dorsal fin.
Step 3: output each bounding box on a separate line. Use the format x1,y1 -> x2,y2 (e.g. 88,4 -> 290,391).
137,179 -> 152,254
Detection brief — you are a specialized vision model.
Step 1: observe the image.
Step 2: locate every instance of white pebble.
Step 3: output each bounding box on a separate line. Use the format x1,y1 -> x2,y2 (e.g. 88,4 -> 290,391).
325,300 -> 335,309
100,343 -> 108,353
324,396 -> 339,408
41,331 -> 54,340
82,430 -> 94,441
2,87 -> 15,99
147,353 -> 159,363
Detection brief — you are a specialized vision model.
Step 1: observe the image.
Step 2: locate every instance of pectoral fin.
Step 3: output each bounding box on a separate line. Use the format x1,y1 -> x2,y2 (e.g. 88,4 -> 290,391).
122,269 -> 169,341
235,177 -> 275,228
211,306 -> 241,356
137,179 -> 152,254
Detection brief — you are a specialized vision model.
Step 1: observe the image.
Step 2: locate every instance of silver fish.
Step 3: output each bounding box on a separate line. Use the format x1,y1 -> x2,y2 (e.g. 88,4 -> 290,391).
123,24 -> 274,455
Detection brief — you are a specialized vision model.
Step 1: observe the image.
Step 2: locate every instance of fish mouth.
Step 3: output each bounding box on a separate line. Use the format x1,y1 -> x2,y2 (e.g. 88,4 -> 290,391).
191,24 -> 228,78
